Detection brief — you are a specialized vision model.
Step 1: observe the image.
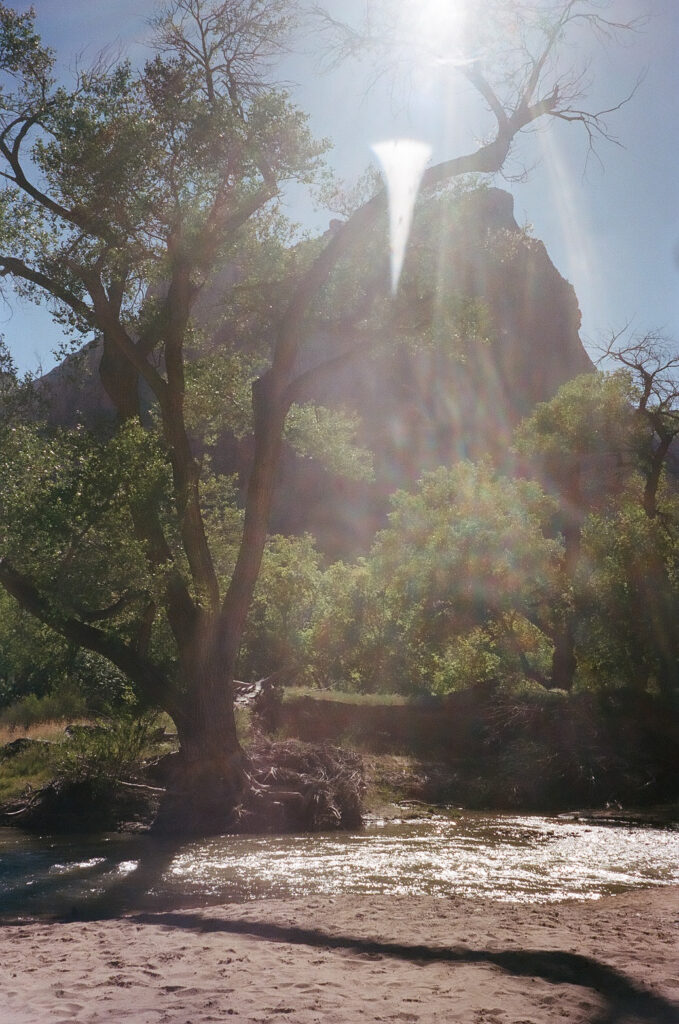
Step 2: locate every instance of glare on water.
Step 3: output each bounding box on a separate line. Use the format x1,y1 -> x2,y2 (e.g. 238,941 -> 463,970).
2,812 -> 678,918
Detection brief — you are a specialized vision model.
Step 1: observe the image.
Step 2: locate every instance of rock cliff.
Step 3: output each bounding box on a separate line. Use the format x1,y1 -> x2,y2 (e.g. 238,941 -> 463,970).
38,188 -> 592,554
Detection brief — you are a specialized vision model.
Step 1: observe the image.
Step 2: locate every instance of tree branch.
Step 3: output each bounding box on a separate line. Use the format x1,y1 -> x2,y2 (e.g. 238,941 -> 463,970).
0,255 -> 97,329
161,250 -> 221,611
73,590 -> 150,623
463,64 -> 508,127
0,129 -> 117,245
0,557 -> 186,725
78,266 -> 169,401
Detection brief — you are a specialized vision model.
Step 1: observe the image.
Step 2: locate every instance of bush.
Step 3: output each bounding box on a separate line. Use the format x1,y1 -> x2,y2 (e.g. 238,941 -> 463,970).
0,687 -> 88,732
0,740 -> 54,803
52,713 -> 159,786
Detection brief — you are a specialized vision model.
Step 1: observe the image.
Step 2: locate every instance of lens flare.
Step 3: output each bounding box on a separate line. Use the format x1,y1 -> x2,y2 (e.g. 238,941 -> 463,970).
372,138 -> 432,293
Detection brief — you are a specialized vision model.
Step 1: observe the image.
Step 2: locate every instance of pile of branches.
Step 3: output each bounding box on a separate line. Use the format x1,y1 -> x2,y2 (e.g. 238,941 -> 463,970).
239,738 -> 365,833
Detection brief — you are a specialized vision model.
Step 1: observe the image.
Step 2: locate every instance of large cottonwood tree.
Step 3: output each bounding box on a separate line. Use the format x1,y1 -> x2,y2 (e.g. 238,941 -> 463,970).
0,0 -> 639,832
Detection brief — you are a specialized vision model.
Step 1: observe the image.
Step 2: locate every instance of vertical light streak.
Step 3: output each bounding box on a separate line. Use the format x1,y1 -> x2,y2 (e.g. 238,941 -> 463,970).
372,139 -> 432,293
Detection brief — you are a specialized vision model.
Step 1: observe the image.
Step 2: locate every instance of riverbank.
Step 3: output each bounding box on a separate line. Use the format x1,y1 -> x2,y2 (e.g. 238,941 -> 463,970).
2,887 -> 678,1023
280,688 -> 679,813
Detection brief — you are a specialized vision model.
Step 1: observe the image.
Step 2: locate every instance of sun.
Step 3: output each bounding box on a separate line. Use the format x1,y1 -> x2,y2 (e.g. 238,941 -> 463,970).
396,0 -> 470,67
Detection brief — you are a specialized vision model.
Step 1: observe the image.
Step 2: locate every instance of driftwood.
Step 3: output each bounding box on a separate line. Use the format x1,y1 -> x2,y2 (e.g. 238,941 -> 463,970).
233,667 -> 297,705
149,738 -> 366,837
234,668 -> 297,734
117,779 -> 167,795
238,738 -> 365,833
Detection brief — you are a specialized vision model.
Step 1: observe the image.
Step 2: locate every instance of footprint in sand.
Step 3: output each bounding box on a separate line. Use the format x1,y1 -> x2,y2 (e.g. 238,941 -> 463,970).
106,974 -> 134,988
55,1003 -> 84,1016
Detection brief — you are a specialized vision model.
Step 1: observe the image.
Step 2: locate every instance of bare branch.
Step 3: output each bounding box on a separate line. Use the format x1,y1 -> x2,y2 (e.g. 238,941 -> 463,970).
595,328 -> 679,518
153,0 -> 300,109
463,64 -> 508,128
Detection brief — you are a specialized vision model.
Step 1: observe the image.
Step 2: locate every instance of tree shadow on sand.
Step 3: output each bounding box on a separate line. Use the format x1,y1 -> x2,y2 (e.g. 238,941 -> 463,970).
127,911 -> 679,1024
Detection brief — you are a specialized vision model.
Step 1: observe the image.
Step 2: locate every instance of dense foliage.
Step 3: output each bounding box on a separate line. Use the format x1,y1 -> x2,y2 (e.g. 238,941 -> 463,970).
5,364 -> 679,711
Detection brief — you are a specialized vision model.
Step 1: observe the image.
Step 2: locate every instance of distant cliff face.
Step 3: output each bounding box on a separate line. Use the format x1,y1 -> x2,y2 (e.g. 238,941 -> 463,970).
38,188 -> 592,555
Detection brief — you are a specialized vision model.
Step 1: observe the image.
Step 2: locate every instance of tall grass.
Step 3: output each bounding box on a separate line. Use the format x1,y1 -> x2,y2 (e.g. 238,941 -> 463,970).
52,714 -> 163,785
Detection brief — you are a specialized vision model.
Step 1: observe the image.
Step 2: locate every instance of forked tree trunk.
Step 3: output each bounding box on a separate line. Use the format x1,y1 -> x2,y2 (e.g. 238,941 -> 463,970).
155,377 -> 289,833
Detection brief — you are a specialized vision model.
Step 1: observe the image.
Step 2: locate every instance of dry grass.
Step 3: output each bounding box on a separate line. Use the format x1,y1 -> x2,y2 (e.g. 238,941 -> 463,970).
0,719 -> 88,747
283,687 -> 409,706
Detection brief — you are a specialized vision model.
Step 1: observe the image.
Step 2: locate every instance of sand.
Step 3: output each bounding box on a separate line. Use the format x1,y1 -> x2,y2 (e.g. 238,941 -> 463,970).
1,887 -> 678,1023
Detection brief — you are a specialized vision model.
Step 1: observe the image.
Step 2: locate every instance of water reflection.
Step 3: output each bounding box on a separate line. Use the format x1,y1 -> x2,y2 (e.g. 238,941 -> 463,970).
1,812 -> 678,919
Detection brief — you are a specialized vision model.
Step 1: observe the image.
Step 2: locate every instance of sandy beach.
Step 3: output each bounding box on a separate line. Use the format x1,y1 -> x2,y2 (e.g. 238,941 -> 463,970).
1,887 -> 678,1023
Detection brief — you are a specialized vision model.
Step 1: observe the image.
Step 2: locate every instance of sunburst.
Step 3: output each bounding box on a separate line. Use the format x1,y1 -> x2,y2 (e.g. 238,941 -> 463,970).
396,0 -> 470,68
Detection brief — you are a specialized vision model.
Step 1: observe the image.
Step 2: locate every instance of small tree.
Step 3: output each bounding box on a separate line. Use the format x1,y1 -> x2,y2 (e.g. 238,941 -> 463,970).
0,1 -> 641,832
579,501 -> 679,696
308,461 -> 563,694
514,372 -> 642,688
597,331 -> 679,519
516,354 -> 679,694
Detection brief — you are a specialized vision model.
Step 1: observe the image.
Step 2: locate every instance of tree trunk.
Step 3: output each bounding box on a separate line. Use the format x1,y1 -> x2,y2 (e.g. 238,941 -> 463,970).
549,619 -> 577,691
549,468 -> 582,692
153,641 -> 248,836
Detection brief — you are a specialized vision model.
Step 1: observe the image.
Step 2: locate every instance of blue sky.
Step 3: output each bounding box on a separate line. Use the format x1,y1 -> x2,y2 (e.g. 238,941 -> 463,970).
3,0 -> 678,373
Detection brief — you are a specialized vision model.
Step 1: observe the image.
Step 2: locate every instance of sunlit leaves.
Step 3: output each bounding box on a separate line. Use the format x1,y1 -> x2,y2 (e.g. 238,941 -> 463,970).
184,351 -> 257,444
514,372 -> 641,460
0,3 -> 53,92
198,469 -> 243,583
239,532 -> 322,679
374,460 -> 560,628
0,2 -> 328,351
285,403 -> 374,481
577,501 -> 679,694
305,460 -> 562,694
0,420 -> 169,621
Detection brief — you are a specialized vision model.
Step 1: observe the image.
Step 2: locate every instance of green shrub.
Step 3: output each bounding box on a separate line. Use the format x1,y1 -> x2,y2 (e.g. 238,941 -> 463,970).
52,713 -> 158,785
0,742 -> 54,802
0,687 -> 88,732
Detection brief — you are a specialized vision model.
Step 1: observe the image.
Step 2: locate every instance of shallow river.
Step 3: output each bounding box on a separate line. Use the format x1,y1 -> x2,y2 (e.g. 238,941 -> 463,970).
1,812 -> 678,918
